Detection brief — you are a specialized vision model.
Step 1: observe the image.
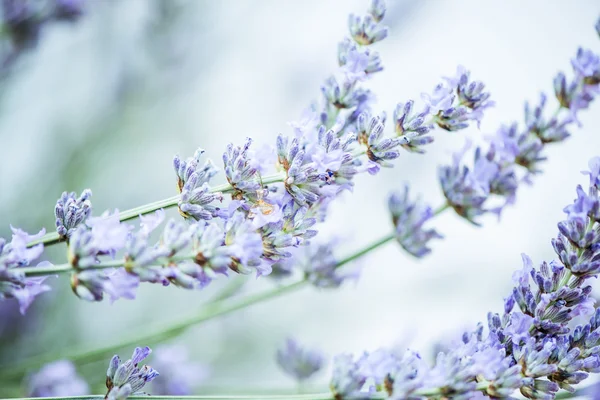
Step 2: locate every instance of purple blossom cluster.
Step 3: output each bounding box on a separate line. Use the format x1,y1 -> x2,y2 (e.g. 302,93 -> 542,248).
276,337 -> 325,382
439,44 -> 600,226
150,345 -> 209,395
27,360 -> 88,397
0,227 -> 51,314
0,0 -> 496,311
105,346 -> 159,399
329,158 -> 600,399
388,32 -> 600,259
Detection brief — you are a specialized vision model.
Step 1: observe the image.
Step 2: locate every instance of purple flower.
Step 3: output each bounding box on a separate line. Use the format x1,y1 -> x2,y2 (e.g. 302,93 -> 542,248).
342,49 -> 369,81
106,346 -> 158,399
174,148 -> 223,221
300,240 -> 358,288
356,112 -> 407,167
347,11 -> 388,45
0,228 -> 50,313
223,138 -> 262,197
103,268 -> 139,303
388,185 -> 443,258
224,212 -> 266,276
277,135 -> 322,206
276,338 -> 325,381
54,189 -> 92,239
11,272 -> 52,314
504,312 -> 534,344
439,141 -> 501,224
330,354 -> 369,398
572,48 -> 600,85
393,100 -> 434,154
86,210 -> 130,255
151,345 -> 209,395
27,360 -> 89,397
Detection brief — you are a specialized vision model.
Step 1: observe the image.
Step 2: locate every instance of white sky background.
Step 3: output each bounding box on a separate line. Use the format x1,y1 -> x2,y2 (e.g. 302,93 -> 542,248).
1,0 -> 600,394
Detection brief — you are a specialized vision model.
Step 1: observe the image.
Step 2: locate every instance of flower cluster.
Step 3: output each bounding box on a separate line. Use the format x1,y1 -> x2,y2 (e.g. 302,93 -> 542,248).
27,360 -> 88,397
0,0 -> 496,310
0,227 -> 51,313
388,186 -> 443,258
439,40 -> 600,225
150,345 -> 209,395
329,158 -> 600,399
105,346 -> 159,399
276,337 -> 325,382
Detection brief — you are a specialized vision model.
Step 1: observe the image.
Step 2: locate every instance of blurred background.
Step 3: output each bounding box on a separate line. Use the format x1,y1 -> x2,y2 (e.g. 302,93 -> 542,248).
1,0 -> 600,397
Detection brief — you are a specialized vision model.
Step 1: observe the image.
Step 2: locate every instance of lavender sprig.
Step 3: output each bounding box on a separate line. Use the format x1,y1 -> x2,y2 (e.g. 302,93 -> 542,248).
276,338 -> 325,382
105,347 -> 158,399
3,0 -> 497,310
327,157 -> 600,400
440,39 -> 600,225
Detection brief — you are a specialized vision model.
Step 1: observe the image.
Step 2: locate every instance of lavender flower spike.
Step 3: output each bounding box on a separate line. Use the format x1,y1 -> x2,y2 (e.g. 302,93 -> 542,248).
28,360 -> 89,397
276,337 -> 325,382
151,345 -> 209,395
54,189 -> 92,239
326,156 -> 600,399
174,148 -> 223,220
388,185 -> 443,258
106,346 -> 158,399
0,228 -> 51,313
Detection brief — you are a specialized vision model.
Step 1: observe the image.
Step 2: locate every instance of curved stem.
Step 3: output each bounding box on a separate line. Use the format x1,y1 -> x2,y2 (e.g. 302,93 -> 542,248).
26,173 -> 287,248
5,204 -> 452,380
1,229 -> 408,379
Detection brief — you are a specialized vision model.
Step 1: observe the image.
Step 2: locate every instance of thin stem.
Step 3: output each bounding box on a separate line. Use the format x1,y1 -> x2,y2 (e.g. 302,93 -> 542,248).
4,386 -> 587,400
26,173 -> 287,248
336,232 -> 395,269
19,253 -> 197,277
2,232 -> 401,379
432,202 -> 450,216
0,280 -> 306,380
10,395 -> 341,400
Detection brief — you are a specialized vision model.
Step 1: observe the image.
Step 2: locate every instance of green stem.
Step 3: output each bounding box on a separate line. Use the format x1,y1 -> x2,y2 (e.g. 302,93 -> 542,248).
10,395 -> 341,400
336,233 -> 395,269
2,231 -> 401,379
0,280 -> 306,380
19,253 -> 197,278
26,173 -> 287,248
432,202 -> 450,216
4,386 -> 587,400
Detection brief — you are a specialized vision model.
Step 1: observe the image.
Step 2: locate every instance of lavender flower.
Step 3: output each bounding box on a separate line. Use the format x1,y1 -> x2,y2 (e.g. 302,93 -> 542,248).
348,11 -> 388,45
0,228 -> 51,313
327,156 -> 600,399
27,360 -> 89,397
356,112 -> 406,167
393,101 -> 433,154
276,338 -> 325,382
439,142 -> 501,224
54,189 -> 92,239
330,354 -> 369,399
439,40 -> 600,225
277,135 -> 322,206
223,138 -> 262,199
300,241 -> 358,288
150,345 -> 209,395
174,148 -> 223,220
388,186 -> 443,258
106,346 -> 159,399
